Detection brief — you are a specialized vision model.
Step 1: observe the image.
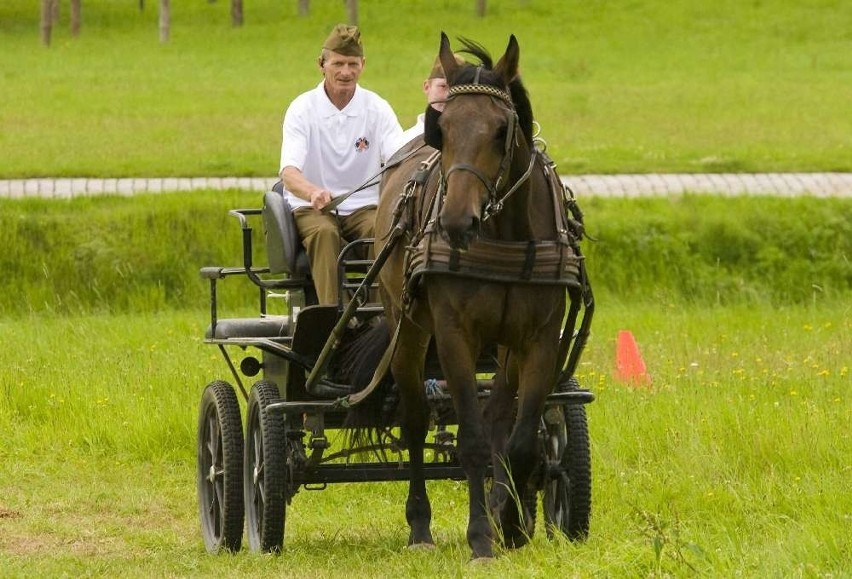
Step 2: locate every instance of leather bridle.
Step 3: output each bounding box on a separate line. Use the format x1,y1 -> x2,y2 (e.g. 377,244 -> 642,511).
440,81 -> 536,221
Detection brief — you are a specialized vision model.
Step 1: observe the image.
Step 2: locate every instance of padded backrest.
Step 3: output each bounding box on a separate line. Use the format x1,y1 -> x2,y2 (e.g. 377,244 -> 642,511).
263,181 -> 308,277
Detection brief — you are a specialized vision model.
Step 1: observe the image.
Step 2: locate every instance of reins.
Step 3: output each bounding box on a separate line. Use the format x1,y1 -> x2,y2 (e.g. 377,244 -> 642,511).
321,142 -> 428,214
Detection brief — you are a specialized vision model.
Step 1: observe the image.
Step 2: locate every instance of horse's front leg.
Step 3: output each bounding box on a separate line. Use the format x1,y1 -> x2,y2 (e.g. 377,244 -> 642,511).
483,348 -> 519,525
499,340 -> 559,548
391,319 -> 434,548
434,330 -> 493,559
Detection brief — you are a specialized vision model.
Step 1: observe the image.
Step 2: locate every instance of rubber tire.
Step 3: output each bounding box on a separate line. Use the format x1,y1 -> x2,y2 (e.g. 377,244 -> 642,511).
244,380 -> 287,553
543,403 -> 591,541
197,380 -> 245,553
522,485 -> 538,540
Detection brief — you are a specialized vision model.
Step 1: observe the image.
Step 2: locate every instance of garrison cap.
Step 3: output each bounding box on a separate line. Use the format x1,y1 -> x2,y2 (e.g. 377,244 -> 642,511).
322,24 -> 363,57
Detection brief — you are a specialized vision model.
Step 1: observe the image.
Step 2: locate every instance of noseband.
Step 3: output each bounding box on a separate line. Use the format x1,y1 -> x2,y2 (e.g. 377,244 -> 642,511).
441,81 -> 536,221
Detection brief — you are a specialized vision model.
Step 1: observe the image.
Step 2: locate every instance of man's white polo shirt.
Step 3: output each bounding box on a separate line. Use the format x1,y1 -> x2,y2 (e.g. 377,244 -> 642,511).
279,82 -> 402,215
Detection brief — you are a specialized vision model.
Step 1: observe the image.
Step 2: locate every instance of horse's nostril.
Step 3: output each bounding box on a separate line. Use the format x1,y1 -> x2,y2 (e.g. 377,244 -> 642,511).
439,214 -> 470,238
438,214 -> 480,251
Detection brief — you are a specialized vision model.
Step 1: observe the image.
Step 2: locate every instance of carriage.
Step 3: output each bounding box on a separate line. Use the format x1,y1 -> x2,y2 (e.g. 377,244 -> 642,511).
196,34 -> 596,559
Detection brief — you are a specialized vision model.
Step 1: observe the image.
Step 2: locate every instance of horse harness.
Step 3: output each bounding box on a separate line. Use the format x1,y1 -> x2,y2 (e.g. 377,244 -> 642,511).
392,150 -> 585,311
341,85 -> 590,410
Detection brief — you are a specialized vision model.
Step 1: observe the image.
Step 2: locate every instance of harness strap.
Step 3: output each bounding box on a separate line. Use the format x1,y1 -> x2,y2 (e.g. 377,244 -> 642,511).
483,150 -> 536,221
522,241 -> 536,280
444,163 -> 498,199
338,318 -> 402,408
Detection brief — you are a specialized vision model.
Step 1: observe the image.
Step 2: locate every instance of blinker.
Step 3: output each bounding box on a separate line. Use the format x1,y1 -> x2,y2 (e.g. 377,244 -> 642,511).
423,104 -> 443,150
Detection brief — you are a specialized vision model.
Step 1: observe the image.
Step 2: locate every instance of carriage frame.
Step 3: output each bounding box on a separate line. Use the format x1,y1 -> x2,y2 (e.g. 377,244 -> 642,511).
196,181 -> 596,554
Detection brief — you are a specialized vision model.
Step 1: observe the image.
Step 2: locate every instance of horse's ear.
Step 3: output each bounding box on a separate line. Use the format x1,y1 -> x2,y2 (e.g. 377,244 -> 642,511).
438,32 -> 460,83
494,34 -> 520,85
423,104 -> 443,150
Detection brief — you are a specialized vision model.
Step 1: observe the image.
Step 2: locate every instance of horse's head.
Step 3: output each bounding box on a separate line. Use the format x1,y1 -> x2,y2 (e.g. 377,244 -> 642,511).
428,33 -> 527,250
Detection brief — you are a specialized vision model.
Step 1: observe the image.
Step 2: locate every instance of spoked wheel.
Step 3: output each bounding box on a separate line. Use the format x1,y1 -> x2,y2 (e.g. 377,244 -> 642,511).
244,380 -> 287,553
542,386 -> 592,541
522,484 -> 539,540
197,380 -> 245,553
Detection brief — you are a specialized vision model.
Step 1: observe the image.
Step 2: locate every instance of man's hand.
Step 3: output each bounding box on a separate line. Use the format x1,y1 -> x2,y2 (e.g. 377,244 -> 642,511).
309,189 -> 333,211
281,167 -> 334,211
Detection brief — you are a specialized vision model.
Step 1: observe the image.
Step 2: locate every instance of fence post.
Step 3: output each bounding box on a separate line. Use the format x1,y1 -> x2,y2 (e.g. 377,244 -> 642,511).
159,0 -> 170,43
40,0 -> 55,46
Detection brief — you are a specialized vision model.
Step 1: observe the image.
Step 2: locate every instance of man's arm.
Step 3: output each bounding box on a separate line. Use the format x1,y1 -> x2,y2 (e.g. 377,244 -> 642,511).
280,166 -> 332,211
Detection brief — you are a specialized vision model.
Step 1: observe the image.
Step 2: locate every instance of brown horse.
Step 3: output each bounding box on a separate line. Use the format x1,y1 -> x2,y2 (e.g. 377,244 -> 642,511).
365,33 -> 585,559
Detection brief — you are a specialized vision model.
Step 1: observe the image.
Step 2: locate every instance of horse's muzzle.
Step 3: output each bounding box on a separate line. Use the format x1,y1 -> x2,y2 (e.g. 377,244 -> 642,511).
438,214 -> 480,250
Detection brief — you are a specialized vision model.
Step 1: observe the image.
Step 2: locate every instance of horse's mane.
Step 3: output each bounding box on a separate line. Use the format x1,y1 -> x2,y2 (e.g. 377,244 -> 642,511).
453,37 -> 534,145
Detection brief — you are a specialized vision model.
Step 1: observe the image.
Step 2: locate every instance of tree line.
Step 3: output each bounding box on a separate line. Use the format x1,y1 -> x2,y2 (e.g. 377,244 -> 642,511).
39,1 -> 491,46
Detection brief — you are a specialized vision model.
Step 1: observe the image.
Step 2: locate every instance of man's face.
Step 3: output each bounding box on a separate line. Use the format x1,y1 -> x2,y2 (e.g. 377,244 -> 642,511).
424,78 -> 449,111
320,51 -> 364,92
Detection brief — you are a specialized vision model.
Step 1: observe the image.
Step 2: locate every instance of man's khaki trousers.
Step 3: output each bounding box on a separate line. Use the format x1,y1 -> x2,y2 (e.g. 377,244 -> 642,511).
293,206 -> 376,305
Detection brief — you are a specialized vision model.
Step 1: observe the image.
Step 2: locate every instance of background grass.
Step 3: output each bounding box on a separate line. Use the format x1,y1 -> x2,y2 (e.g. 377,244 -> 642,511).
2,0 -> 852,177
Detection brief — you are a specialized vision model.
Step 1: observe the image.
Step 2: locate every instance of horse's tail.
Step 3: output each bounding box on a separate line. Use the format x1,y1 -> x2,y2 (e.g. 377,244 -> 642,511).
336,318 -> 398,450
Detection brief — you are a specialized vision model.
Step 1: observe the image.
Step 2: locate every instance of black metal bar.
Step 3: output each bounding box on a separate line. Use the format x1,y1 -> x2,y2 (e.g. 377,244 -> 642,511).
546,389 -> 595,405
207,337 -> 312,370
562,263 -> 595,382
218,344 -> 248,400
336,238 -> 379,309
266,400 -> 341,414
554,290 -> 581,383
208,278 -> 218,336
294,462 -> 465,485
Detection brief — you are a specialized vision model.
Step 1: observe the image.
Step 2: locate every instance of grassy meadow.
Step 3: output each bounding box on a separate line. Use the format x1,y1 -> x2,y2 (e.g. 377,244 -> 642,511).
2,0 -> 852,177
1,303 -> 849,577
0,192 -> 850,575
2,0 -> 851,576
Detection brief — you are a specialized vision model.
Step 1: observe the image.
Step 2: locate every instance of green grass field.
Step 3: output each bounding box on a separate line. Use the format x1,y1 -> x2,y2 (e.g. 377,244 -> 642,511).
2,0 -> 851,575
0,304 -> 848,576
0,191 -> 848,574
2,0 -> 851,177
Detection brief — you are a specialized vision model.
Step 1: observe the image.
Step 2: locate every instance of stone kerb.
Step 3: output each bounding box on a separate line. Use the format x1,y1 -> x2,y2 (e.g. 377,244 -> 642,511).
1,174 -> 850,199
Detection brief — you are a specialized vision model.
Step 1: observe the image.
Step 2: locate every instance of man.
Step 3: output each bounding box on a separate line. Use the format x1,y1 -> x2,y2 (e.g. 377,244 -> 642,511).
279,24 -> 403,305
398,53 -> 465,146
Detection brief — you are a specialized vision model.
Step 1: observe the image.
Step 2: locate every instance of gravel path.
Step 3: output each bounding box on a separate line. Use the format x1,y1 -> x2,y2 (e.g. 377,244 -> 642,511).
1,173 -> 851,198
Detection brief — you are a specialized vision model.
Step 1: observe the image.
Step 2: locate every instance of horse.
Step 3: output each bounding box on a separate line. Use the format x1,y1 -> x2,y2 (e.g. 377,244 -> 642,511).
347,33 -> 586,560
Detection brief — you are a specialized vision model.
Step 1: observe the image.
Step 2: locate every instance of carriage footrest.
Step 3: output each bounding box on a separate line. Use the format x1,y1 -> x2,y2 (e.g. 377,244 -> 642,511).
205,316 -> 292,339
265,399 -> 342,415
546,389 -> 595,404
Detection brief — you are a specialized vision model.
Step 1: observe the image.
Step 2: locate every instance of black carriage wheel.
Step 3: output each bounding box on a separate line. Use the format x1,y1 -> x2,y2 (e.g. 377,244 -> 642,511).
522,484 -> 538,539
543,398 -> 591,541
244,380 -> 287,553
197,380 -> 245,553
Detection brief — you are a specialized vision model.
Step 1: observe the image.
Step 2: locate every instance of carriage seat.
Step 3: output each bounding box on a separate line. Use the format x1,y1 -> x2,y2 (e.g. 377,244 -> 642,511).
263,181 -> 312,280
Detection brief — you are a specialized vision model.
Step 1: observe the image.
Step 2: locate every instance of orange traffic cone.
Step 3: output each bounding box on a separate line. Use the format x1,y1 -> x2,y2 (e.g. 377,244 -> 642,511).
615,330 -> 651,387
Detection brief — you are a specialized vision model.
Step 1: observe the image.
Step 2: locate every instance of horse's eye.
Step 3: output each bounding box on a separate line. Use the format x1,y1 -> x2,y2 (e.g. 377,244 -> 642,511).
495,124 -> 508,144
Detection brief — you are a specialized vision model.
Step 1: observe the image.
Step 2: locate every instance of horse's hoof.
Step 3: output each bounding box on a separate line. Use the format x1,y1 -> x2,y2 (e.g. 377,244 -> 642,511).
503,532 -> 531,550
407,542 -> 436,551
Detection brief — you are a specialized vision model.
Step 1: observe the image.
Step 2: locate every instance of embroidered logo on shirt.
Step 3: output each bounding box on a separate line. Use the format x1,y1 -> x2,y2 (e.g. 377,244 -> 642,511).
354,137 -> 370,152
